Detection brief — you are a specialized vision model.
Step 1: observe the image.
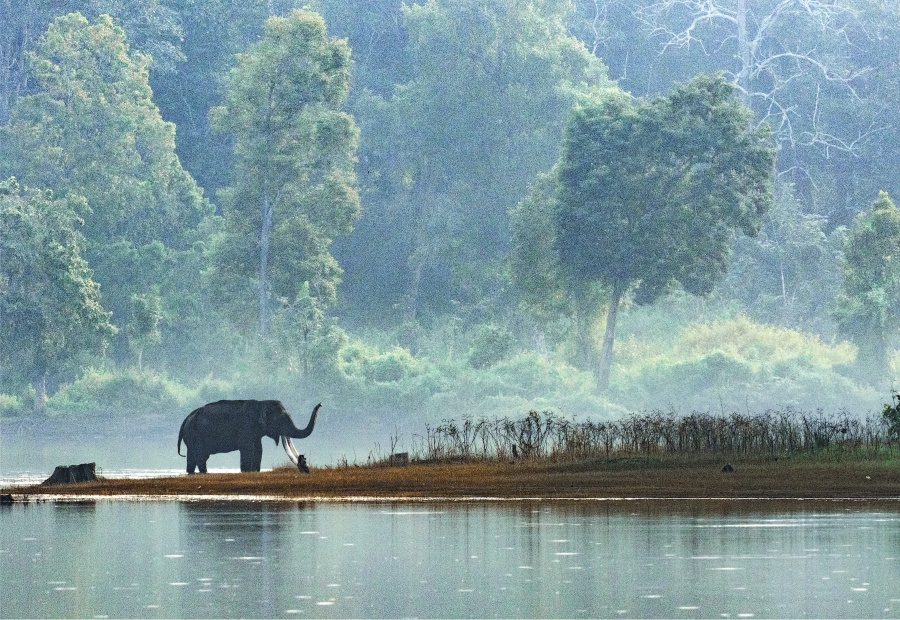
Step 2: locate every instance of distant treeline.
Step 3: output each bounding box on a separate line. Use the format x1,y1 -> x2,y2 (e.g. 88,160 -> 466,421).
0,0 -> 897,421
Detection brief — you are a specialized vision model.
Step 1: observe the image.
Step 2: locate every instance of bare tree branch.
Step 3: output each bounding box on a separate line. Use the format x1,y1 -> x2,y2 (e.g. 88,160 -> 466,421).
635,0 -> 870,156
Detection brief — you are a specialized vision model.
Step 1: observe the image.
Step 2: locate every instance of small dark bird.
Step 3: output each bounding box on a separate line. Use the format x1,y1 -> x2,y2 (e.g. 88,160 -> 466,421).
722,463 -> 734,473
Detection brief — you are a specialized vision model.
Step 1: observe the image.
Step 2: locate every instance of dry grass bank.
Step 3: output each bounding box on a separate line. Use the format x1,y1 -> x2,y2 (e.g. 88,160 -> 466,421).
3,457 -> 898,500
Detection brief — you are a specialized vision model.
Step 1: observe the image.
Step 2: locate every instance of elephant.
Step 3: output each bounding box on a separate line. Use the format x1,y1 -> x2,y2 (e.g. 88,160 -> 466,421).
177,400 -> 320,474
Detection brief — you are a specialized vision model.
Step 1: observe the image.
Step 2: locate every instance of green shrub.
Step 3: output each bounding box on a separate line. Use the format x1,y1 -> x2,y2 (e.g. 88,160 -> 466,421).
468,325 -> 516,369
336,341 -> 444,411
47,367 -> 194,417
616,316 -> 878,413
0,393 -> 27,417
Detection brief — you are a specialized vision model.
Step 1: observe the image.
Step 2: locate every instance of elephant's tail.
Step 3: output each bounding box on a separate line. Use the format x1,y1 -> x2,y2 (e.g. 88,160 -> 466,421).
177,412 -> 191,457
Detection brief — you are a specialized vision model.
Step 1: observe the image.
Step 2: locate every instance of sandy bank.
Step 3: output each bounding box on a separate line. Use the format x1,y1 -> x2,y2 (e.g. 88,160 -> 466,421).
3,458 -> 898,502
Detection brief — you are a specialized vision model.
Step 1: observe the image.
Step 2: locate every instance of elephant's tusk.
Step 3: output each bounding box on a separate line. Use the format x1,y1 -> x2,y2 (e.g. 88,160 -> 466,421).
282,435 -> 300,465
283,437 -> 310,473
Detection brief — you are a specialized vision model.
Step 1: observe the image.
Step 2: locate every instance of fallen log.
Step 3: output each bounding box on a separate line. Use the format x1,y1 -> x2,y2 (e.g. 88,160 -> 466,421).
42,462 -> 98,485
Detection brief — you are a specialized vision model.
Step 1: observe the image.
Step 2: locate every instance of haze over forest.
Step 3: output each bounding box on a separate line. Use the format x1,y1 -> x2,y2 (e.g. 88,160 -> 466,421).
1,0 -> 898,435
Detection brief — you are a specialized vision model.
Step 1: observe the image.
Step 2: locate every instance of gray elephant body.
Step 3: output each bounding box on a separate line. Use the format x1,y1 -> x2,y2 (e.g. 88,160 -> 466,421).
177,400 -> 320,473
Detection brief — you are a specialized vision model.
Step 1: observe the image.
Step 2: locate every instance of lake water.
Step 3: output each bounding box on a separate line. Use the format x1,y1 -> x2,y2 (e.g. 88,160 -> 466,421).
1,499 -> 898,618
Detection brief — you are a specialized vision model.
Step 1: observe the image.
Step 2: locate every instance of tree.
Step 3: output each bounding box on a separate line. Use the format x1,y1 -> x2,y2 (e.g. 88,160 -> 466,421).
719,182 -> 845,334
635,0 -> 868,155
1,12 -> 211,357
337,0 -> 612,324
0,0 -> 185,123
834,191 -> 900,379
554,74 -> 775,389
624,0 -> 899,226
0,178 -> 115,413
208,8 -> 360,336
508,170 -> 606,368
126,292 -> 162,371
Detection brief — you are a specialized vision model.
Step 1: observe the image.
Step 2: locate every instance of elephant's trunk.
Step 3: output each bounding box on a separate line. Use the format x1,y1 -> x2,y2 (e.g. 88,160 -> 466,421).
286,403 -> 320,439
281,403 -> 319,474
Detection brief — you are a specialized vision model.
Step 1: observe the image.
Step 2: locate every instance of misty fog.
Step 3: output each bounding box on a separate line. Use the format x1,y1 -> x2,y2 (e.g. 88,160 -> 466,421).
1,0 -> 898,473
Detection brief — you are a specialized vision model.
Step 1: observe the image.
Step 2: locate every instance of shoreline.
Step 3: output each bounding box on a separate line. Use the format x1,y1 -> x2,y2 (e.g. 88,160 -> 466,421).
3,458 -> 898,503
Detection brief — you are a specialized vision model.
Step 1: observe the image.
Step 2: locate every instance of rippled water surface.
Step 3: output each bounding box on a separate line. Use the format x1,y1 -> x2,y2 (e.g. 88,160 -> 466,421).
1,499 -> 898,618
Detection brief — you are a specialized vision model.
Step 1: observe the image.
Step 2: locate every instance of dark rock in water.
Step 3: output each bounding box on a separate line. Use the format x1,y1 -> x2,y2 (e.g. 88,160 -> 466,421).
42,462 -> 98,485
0,493 -> 14,505
722,463 -> 734,473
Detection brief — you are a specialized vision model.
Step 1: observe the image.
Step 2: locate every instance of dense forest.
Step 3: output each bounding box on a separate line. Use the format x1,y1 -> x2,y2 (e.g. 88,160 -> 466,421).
1,0 -> 897,433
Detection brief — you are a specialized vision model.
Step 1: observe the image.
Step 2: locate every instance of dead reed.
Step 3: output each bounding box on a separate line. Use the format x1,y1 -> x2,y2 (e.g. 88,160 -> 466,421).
403,408 -> 896,465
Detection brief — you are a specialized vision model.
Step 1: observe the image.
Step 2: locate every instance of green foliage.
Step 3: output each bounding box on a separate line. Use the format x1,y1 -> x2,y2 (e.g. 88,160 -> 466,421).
468,325 -> 516,369
336,342 -> 443,411
721,182 -> 845,334
883,392 -> 900,440
556,74 -> 774,303
0,393 -> 28,417
834,191 -> 900,379
340,0 -> 613,321
209,8 -> 360,335
126,293 -> 162,369
0,177 -> 115,408
508,171 -> 571,319
549,73 -> 775,388
268,281 -> 349,379
1,12 -> 211,359
616,316 -> 866,412
45,367 -> 222,417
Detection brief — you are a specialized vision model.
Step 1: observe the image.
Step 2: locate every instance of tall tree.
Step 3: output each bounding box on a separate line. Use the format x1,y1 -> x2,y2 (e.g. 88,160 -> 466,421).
0,0 -> 185,123
208,8 -> 360,336
553,74 -> 774,389
337,0 -> 612,324
1,12 -> 211,356
834,191 -> 900,379
619,0 -> 897,224
719,182 -> 845,334
635,0 -> 866,154
0,178 -> 115,413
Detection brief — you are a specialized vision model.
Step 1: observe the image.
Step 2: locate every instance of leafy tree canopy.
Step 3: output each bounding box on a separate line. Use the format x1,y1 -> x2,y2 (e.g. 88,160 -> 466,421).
834,191 -> 900,378
208,8 -> 360,335
1,12 -> 212,355
0,177 -> 115,411
551,73 -> 775,388
339,0 -> 612,322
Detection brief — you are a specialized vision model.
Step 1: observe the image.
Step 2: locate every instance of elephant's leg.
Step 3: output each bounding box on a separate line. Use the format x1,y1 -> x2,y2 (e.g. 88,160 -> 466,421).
187,448 -> 209,474
186,451 -> 198,474
240,440 -> 264,472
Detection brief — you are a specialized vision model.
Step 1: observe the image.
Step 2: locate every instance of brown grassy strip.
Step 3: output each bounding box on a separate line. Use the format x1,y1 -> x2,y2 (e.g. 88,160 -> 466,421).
4,457 -> 898,500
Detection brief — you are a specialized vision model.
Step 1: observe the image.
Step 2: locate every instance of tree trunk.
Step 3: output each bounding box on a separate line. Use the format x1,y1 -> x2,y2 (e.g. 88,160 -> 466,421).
32,373 -> 47,415
574,287 -> 595,370
596,283 -> 623,391
403,257 -> 424,324
259,189 -> 273,336
736,0 -> 751,105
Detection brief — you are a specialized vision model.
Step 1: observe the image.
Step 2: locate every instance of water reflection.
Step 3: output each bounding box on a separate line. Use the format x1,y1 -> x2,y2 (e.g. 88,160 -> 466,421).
1,499 -> 897,618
